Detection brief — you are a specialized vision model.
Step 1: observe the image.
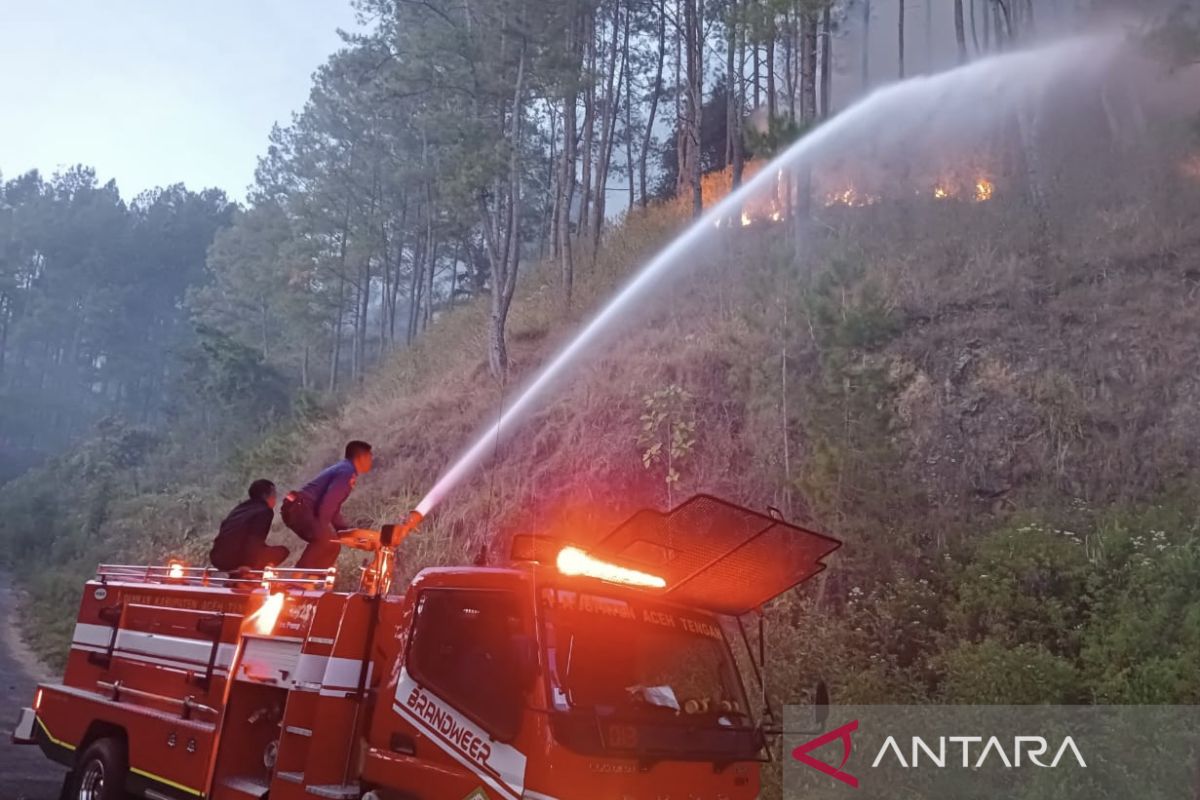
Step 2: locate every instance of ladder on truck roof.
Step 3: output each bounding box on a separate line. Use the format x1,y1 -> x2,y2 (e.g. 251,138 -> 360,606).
95,525 -> 408,596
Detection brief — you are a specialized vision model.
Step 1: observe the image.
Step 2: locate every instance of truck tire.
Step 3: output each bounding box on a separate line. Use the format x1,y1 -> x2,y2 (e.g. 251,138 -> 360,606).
68,738 -> 128,800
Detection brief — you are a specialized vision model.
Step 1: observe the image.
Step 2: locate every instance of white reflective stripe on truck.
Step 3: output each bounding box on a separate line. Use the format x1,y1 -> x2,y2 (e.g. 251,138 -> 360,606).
393,667 -> 527,800
72,623 -> 236,673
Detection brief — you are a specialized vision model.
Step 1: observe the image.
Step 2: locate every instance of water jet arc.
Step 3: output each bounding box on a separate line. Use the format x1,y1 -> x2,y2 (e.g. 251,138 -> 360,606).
414,35 -> 1114,519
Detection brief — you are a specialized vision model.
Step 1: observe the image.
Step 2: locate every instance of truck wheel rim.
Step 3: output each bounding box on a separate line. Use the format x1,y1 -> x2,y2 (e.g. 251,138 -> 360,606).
78,759 -> 105,800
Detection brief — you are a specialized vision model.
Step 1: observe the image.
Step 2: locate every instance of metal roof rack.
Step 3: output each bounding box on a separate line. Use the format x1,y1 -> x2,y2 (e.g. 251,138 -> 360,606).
95,563 -> 335,590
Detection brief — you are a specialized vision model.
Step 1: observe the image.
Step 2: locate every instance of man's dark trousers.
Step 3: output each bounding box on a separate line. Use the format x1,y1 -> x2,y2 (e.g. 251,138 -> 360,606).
282,495 -> 341,569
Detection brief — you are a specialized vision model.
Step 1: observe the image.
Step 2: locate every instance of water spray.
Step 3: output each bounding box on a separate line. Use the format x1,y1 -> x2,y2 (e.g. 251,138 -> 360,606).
411,35 -> 1119,521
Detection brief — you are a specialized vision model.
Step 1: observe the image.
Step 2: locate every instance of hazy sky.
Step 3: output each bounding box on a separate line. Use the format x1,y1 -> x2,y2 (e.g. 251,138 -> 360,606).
0,0 -> 360,201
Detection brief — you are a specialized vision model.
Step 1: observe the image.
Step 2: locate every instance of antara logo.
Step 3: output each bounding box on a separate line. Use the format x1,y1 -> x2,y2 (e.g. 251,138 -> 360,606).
871,735 -> 1087,769
792,720 -> 860,788
792,720 -> 1087,788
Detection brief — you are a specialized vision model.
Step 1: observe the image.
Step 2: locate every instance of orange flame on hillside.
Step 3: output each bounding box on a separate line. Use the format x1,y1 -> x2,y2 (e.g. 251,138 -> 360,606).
823,187 -> 880,208
928,174 -> 995,203
704,159 -> 998,220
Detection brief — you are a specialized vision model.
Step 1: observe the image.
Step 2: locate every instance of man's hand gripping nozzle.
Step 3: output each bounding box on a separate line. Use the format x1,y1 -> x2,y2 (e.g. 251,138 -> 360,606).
385,510 -> 424,546
354,511 -> 424,596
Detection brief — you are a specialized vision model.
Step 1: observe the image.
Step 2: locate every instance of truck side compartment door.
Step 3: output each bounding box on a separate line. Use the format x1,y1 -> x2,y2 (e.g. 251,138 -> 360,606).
388,588 -> 530,800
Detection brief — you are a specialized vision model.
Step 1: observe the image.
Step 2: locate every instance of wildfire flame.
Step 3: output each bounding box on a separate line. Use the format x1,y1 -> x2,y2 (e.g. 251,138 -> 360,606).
740,212 -> 753,227
975,178 -> 995,202
823,187 -> 879,208
246,592 -> 286,635
929,176 -> 994,203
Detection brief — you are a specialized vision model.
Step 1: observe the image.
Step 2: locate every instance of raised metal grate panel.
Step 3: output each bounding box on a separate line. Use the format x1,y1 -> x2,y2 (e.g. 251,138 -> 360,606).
593,494 -> 841,615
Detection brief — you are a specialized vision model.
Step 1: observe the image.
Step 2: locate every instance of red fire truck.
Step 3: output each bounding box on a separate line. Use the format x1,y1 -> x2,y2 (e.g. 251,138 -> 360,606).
13,494 -> 839,800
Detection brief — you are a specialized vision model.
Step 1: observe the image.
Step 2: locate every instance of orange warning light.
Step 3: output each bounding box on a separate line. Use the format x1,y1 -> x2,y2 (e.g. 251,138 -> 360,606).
556,546 -> 666,589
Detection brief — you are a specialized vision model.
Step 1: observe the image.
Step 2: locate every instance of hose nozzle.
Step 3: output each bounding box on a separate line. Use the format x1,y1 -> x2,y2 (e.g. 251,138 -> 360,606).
382,510 -> 424,547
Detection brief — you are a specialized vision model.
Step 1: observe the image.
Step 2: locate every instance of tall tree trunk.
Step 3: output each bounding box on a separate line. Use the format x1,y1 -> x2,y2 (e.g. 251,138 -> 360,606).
350,277 -> 362,381
861,0 -> 872,90
328,199 -> 352,391
970,0 -> 980,53
983,0 -> 991,51
736,17 -> 747,184
0,297 -> 9,384
784,11 -> 796,123
766,24 -> 777,122
625,33 -> 635,213
726,0 -> 743,186
801,9 -> 818,123
424,239 -> 437,331
579,10 -> 598,247
683,0 -> 703,216
329,274 -> 344,393
955,0 -> 968,63
753,38 -> 761,108
580,10 -> 600,247
387,234 -> 404,344
820,3 -> 833,118
591,0 -> 625,257
996,0 -> 1012,43
675,0 -> 687,197
448,242 -> 461,310
483,40 -> 527,381
899,0 -> 907,79
385,200 -> 408,348
407,220 -> 425,346
926,0 -> 934,70
379,226 -> 391,356
545,104 -> 559,261
639,0 -> 667,206
558,2 -> 581,305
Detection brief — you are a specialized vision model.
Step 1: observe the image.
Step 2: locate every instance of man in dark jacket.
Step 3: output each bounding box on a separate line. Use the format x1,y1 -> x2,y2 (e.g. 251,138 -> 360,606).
282,440 -> 373,570
209,480 -> 289,572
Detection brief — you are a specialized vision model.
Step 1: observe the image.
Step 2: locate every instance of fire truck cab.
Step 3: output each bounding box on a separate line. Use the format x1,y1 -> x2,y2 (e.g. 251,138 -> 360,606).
14,494 -> 839,800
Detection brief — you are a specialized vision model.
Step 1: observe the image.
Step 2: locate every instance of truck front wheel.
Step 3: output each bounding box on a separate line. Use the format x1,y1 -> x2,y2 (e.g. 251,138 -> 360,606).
69,738 -> 128,800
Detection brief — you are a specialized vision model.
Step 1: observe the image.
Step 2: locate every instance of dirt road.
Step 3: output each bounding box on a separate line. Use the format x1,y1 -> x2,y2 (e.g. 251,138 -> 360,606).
0,579 -> 65,799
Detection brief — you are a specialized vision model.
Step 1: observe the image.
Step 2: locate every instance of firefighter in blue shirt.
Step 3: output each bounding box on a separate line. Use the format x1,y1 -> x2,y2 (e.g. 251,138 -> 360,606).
282,440 -> 374,569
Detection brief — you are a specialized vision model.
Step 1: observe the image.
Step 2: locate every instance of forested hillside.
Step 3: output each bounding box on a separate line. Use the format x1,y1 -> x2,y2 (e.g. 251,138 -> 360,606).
2,3 -> 1200,776
0,175 -> 236,479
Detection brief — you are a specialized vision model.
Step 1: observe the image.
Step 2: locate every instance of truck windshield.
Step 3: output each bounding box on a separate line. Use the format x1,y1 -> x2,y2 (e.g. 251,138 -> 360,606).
540,587 -> 751,727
